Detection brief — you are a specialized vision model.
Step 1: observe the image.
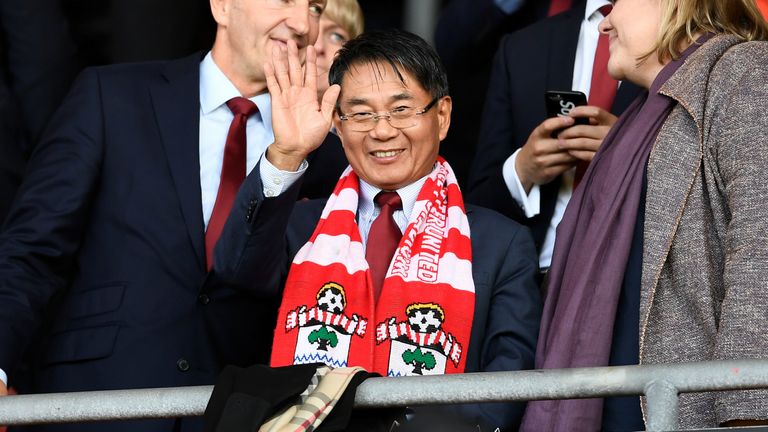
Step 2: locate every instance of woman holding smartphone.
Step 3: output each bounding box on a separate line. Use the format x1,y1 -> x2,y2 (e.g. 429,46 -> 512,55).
522,0 -> 768,431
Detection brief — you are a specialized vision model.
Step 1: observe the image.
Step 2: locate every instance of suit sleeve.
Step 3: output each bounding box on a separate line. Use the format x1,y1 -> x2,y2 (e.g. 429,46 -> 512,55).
710,47 -> 768,424
456,219 -> 542,429
466,35 -> 529,222
208,160 -> 302,296
0,68 -> 104,375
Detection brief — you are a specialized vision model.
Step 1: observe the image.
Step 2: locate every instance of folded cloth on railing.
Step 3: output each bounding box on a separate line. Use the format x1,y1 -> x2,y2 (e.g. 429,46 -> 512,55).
203,363 -> 403,432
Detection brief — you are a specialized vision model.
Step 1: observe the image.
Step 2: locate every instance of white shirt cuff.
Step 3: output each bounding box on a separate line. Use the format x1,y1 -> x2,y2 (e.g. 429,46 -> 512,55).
502,149 -> 541,218
0,367 -> 7,387
259,153 -> 307,198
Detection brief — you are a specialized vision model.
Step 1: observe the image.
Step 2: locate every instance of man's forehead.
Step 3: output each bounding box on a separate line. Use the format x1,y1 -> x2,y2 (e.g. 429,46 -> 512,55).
338,61 -> 424,104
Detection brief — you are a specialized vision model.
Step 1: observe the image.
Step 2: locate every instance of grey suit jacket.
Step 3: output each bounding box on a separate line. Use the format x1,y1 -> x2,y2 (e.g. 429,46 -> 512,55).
640,35 -> 768,428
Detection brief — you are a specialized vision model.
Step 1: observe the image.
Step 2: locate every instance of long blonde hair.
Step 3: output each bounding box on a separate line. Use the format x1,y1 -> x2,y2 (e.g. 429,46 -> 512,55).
650,0 -> 768,61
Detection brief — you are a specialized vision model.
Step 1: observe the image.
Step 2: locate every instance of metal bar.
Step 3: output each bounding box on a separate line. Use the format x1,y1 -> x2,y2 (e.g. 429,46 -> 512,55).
1,360 -> 767,425
645,380 -> 679,432
0,386 -> 212,425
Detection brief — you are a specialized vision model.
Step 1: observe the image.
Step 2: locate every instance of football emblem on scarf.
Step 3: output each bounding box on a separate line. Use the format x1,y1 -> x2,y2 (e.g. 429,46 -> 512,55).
285,282 -> 367,367
376,303 -> 463,376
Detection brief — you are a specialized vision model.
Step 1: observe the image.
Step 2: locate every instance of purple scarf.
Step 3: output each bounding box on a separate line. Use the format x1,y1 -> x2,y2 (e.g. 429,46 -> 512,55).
521,36 -> 711,432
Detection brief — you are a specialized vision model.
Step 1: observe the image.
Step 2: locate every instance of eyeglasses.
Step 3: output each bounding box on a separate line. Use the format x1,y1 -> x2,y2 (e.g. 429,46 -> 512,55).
337,97 -> 440,132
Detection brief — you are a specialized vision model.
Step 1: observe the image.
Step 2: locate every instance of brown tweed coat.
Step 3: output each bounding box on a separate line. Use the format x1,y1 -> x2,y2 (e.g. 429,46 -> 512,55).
640,34 -> 768,428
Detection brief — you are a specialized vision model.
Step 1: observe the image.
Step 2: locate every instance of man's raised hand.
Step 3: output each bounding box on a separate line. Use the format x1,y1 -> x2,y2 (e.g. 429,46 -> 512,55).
264,40 -> 341,171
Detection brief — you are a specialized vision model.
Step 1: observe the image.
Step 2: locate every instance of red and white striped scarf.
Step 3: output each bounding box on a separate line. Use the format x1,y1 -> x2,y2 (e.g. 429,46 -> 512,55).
271,157 -> 475,376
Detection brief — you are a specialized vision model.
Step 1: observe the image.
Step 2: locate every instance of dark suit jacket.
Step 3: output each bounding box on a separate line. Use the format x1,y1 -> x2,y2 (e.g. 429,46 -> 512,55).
216,165 -> 542,430
0,54 -> 289,432
466,1 -> 642,249
300,132 -> 348,200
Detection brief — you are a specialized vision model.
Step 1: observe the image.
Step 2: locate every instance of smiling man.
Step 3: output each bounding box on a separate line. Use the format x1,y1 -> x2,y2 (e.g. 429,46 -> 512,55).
0,0 -> 328,431
219,29 -> 542,430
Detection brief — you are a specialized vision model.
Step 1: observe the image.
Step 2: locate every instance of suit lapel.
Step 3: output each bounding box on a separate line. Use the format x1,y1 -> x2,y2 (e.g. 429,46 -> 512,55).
546,2 -> 584,90
150,52 -> 206,270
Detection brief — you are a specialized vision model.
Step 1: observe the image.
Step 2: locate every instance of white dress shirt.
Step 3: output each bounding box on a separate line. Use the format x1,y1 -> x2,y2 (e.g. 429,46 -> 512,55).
199,52 -> 305,228
357,176 -> 429,247
501,0 -> 612,269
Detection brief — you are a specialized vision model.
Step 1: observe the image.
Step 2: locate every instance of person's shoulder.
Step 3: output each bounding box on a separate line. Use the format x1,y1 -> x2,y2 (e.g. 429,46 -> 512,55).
719,39 -> 768,70
80,52 -> 203,85
466,204 -> 529,238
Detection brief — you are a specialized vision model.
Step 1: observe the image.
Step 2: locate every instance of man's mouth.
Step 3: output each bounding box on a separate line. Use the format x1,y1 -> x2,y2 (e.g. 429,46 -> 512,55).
371,149 -> 404,158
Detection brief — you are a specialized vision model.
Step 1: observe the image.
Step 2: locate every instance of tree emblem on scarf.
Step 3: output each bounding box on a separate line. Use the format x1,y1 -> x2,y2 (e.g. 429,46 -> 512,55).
402,346 -> 437,375
308,325 -> 338,351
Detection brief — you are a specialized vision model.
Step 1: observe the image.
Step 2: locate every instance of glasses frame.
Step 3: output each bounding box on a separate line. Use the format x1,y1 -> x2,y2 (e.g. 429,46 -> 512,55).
337,97 -> 440,131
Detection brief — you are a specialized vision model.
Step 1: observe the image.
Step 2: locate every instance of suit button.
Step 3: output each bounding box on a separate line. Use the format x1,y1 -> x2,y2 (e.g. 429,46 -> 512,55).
198,294 -> 210,305
177,358 -> 190,372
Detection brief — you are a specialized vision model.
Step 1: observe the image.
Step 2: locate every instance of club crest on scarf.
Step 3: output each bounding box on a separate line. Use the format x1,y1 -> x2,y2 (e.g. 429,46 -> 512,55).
375,303 -> 461,376
286,282 -> 367,367
271,158 -> 475,376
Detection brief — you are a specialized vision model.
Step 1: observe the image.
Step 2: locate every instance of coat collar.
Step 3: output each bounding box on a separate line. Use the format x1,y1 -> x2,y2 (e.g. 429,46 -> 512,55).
658,34 -> 742,134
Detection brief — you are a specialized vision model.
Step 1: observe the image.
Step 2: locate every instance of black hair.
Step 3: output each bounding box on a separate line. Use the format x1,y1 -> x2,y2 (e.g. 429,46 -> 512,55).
328,29 -> 449,100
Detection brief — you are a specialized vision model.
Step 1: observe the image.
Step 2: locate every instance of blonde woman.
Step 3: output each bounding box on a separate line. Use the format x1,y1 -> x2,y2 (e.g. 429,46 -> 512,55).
522,0 -> 768,430
314,0 -> 363,100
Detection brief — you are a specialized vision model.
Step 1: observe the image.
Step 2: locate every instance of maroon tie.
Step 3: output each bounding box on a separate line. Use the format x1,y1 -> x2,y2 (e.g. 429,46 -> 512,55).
574,5 -> 617,189
547,0 -> 573,16
366,192 -> 403,301
205,97 -> 258,270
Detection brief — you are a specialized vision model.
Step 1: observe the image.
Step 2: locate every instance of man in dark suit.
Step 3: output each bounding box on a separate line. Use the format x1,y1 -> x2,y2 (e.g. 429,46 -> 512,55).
0,0 -> 329,430
466,0 -> 642,270
217,29 -> 541,430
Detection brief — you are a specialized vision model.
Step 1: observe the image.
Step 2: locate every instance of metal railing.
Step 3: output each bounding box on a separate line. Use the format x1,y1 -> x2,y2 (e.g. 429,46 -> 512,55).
1,360 -> 768,431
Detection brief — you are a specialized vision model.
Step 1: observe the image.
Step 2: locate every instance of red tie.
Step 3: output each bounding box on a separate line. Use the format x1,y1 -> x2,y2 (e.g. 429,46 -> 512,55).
205,97 -> 258,270
574,5 -> 617,189
547,0 -> 573,16
366,192 -> 403,301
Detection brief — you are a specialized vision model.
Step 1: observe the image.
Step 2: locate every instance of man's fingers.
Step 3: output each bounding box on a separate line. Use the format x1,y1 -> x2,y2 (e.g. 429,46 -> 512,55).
535,151 -> 579,167
264,62 -> 282,101
304,45 -> 318,93
287,40 -> 304,87
567,149 -> 597,162
569,105 -> 618,126
535,116 -> 574,137
320,84 -> 341,122
557,124 -> 610,141
272,44 -> 291,91
558,136 -> 601,152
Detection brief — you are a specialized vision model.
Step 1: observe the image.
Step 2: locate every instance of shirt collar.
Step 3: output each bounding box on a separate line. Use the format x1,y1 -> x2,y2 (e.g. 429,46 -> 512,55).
199,51 -> 273,131
585,0 -> 612,22
358,173 -> 431,220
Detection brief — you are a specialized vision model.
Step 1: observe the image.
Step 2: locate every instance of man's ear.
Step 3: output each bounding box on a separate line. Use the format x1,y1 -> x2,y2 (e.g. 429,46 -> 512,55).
332,108 -> 343,133
437,96 -> 452,141
210,0 -> 231,27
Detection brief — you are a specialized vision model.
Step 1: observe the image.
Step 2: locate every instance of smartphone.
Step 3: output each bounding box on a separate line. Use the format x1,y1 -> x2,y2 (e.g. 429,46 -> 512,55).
544,90 -> 589,126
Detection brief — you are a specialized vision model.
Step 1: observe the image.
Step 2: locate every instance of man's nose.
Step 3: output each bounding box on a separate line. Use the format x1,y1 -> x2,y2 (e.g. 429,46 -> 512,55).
285,3 -> 310,37
369,116 -> 399,140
